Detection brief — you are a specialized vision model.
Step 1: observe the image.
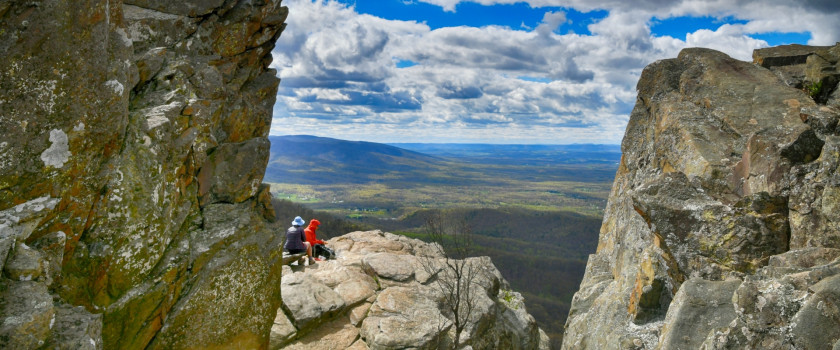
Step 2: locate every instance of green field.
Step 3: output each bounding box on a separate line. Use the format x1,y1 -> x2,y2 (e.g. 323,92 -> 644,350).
268,176 -> 612,218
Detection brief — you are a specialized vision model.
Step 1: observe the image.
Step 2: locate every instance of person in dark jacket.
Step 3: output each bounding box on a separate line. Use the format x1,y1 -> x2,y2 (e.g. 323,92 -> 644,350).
284,216 -> 314,265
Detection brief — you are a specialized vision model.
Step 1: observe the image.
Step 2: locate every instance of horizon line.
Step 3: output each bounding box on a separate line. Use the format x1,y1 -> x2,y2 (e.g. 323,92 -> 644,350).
270,134 -> 623,146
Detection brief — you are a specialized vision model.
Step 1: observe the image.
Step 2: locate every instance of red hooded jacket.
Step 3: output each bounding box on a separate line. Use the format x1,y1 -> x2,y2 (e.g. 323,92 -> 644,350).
304,219 -> 325,246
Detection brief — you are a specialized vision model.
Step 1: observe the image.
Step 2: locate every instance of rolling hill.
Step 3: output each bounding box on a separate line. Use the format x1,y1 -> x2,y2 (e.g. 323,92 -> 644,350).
266,135 -> 447,184
266,135 -> 621,185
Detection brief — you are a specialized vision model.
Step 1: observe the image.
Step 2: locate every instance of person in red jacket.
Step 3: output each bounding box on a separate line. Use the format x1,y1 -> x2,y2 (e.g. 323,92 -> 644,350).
304,219 -> 333,260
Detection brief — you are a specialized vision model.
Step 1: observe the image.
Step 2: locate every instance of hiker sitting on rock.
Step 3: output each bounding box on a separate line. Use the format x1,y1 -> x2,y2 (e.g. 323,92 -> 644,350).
304,219 -> 334,260
284,216 -> 315,265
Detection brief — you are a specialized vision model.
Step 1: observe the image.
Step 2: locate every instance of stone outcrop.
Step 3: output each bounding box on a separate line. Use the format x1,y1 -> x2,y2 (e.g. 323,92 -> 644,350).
0,1 -> 287,349
563,44 -> 840,349
272,230 -> 550,350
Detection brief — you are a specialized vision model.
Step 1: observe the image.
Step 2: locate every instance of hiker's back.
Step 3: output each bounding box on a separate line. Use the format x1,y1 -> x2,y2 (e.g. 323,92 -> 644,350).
284,225 -> 305,251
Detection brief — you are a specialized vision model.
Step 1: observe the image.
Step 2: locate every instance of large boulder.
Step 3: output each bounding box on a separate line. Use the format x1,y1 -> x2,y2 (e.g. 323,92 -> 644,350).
360,286 -> 451,350
563,44 -> 840,349
362,252 -> 417,282
281,272 -> 346,331
3,242 -> 46,281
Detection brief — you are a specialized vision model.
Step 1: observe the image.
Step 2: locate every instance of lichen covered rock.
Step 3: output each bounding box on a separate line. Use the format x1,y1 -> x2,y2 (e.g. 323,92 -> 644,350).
43,305 -> 104,350
0,0 -> 288,348
0,280 -> 55,349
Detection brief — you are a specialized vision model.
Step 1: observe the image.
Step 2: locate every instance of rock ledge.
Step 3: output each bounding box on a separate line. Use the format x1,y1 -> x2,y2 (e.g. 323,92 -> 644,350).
273,230 -> 550,350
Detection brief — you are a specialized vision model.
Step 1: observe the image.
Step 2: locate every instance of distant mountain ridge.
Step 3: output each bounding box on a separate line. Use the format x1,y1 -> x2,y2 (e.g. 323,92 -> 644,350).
266,135 -> 622,184
271,135 -> 439,164
390,142 -> 621,165
266,135 -> 446,184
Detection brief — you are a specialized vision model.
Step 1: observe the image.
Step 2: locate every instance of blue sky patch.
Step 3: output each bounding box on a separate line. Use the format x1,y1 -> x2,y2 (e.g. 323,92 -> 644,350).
517,76 -> 552,83
750,32 -> 812,46
338,0 -> 606,34
396,59 -> 418,68
650,16 -> 748,39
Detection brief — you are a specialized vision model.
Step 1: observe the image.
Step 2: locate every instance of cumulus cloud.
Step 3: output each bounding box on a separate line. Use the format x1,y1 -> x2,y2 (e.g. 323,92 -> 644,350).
271,0 -> 832,144
684,25 -> 769,60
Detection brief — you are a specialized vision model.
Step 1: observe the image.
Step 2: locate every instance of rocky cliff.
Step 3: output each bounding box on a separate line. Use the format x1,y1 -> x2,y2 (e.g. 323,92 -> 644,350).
272,230 -> 550,350
562,44 -> 840,349
0,1 -> 287,348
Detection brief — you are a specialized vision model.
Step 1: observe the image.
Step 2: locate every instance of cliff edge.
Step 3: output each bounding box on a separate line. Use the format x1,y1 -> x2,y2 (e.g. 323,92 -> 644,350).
273,230 -> 550,350
563,44 -> 840,349
1,1 -> 287,348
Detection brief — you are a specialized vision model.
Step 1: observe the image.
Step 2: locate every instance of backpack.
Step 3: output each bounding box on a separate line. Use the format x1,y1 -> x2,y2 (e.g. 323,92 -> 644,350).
314,244 -> 335,259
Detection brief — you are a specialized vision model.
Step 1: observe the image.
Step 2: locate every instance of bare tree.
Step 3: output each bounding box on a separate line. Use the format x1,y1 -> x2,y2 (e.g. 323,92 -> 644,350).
420,210 -> 484,350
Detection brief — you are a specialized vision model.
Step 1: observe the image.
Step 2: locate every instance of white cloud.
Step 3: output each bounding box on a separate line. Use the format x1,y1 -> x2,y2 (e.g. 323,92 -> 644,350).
684,25 -> 769,61
271,0 -> 832,144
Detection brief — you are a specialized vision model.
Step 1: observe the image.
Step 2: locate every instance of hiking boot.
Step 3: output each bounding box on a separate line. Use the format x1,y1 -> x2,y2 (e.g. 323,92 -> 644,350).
308,257 -> 316,265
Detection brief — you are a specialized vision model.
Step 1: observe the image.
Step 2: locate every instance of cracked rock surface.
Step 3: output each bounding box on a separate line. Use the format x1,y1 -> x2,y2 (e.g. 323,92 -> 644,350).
273,230 -> 550,350
563,44 -> 840,349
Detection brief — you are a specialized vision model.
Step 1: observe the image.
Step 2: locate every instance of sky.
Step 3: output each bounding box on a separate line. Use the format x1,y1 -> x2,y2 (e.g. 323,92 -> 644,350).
269,0 -> 838,144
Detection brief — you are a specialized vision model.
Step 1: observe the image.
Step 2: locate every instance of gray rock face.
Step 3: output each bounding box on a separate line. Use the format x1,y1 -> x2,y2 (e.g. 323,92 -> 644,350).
272,230 -> 549,350
697,248 -> 840,349
563,44 -> 840,349
197,138 -> 271,206
657,278 -> 740,350
43,305 -> 104,350
789,135 -> 840,248
0,0 -> 288,349
792,274 -> 840,349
